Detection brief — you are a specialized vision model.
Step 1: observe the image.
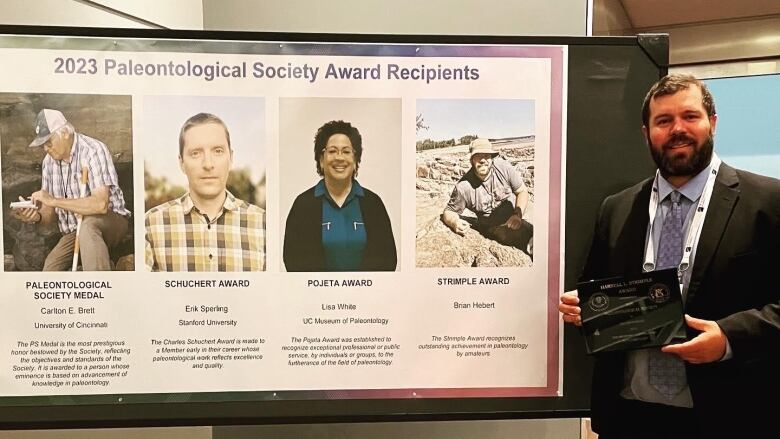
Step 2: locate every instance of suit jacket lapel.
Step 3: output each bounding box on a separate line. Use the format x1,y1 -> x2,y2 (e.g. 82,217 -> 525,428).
623,181 -> 653,275
686,163 -> 740,305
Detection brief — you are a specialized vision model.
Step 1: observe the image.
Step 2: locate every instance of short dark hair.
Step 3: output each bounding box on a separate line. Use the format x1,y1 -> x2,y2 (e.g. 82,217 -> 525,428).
642,74 -> 716,127
179,113 -> 231,156
313,120 -> 363,176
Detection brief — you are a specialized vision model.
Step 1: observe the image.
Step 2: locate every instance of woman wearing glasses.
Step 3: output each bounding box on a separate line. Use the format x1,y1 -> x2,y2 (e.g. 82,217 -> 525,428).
283,120 -> 397,272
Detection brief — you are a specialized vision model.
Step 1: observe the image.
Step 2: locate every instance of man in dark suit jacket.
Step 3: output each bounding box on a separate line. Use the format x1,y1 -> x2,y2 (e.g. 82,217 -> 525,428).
560,74 -> 780,438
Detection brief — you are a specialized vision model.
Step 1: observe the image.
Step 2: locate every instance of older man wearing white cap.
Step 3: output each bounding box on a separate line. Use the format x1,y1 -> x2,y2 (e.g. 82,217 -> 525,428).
441,138 -> 532,255
12,109 -> 130,271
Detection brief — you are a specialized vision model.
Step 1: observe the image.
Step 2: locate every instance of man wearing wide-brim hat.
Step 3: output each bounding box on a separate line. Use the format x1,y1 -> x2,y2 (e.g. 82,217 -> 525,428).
12,109 -> 130,271
441,138 -> 532,256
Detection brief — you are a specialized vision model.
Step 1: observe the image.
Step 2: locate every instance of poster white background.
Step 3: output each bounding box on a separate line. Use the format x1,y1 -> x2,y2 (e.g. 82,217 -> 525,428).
0,40 -> 565,399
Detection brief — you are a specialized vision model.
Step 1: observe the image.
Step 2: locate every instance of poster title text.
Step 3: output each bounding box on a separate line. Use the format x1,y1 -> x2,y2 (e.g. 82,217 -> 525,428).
53,57 -> 481,84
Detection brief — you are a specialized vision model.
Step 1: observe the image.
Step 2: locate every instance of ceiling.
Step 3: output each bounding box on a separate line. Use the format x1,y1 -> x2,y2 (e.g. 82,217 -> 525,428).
620,0 -> 780,29
595,0 -> 780,67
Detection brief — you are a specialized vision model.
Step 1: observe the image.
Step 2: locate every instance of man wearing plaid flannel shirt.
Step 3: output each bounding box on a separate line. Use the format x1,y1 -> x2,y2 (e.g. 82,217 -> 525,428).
144,113 -> 266,272
12,109 -> 131,271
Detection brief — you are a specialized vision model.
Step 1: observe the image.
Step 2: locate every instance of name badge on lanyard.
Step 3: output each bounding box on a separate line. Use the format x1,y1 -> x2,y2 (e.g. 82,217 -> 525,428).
642,154 -> 721,288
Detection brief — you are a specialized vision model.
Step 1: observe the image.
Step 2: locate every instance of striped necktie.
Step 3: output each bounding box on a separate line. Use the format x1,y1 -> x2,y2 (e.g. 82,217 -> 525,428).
648,190 -> 687,400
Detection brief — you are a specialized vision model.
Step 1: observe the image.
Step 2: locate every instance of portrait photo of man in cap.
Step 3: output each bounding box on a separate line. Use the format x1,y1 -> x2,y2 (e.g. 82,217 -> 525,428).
4,99 -> 133,272
441,138 -> 533,254
415,98 -> 536,268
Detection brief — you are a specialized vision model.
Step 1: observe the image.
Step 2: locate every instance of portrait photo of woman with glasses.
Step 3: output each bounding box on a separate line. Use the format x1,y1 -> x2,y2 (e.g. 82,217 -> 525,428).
283,119 -> 397,272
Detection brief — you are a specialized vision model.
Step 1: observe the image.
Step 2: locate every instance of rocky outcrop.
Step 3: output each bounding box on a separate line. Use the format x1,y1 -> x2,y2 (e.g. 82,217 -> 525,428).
5,222 -> 60,271
416,216 -> 532,268
115,254 -> 135,271
415,143 -> 535,197
415,141 -> 535,267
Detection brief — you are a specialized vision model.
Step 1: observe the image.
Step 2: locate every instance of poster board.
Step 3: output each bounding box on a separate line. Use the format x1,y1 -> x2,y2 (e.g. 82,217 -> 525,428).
0,26 -> 667,428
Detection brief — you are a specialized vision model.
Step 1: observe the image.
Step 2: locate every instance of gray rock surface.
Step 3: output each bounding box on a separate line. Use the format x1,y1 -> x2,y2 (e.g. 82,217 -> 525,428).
115,254 -> 135,271
415,140 -> 535,268
416,216 -> 532,268
4,255 -> 14,272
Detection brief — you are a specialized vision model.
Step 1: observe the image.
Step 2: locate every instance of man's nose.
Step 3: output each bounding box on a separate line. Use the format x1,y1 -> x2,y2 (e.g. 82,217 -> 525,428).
202,152 -> 214,168
671,118 -> 686,133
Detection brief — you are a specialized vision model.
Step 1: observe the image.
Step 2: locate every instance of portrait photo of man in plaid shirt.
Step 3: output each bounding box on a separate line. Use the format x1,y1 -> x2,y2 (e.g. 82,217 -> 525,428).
144,112 -> 266,272
10,108 -> 132,271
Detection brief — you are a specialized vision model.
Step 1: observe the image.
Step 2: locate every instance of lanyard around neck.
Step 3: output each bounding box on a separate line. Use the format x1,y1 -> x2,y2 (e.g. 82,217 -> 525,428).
643,153 -> 722,280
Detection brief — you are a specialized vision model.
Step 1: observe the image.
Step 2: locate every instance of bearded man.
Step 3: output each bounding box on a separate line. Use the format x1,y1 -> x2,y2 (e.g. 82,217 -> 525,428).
559,74 -> 780,438
441,138 -> 533,255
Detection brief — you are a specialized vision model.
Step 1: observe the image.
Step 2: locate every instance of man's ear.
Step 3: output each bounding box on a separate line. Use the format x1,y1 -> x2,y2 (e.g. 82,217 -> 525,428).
709,114 -> 718,135
641,125 -> 648,139
178,155 -> 184,173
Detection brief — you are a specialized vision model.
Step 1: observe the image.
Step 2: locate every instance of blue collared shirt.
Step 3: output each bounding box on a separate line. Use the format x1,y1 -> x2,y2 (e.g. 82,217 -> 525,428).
652,163 -> 712,298
622,160 -> 718,408
316,179 -> 367,271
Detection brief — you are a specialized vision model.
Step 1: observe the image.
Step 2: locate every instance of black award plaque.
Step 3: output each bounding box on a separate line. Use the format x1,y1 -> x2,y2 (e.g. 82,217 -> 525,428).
577,268 -> 685,354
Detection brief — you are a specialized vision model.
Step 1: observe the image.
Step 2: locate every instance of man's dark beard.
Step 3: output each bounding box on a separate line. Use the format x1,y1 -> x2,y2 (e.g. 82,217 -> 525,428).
648,132 -> 714,178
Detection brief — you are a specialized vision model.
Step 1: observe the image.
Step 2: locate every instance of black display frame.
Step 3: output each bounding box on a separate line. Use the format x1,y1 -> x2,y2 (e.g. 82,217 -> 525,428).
0,25 -> 667,429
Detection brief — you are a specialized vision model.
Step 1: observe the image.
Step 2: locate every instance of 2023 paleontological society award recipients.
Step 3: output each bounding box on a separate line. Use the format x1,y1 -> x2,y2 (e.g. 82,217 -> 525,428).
12,109 -> 131,271
144,113 -> 266,272
283,120 -> 397,272
559,74 -> 780,438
